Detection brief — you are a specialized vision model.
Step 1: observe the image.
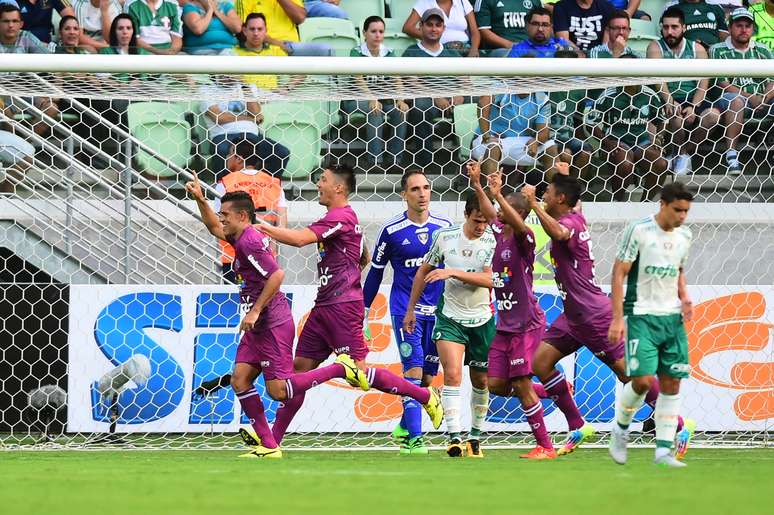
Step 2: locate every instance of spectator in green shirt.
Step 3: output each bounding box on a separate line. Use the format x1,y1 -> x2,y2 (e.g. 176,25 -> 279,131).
344,15 -> 409,171
126,0 -> 183,54
588,59 -> 669,200
402,8 -> 464,168
662,0 -> 727,48
751,0 -> 774,52
709,8 -> 774,176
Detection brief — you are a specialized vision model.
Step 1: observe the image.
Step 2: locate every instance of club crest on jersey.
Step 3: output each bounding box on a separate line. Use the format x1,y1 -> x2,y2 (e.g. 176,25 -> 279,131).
418,232 -> 429,245
664,242 -> 673,250
462,248 -> 473,257
317,242 -> 326,259
501,249 -> 512,260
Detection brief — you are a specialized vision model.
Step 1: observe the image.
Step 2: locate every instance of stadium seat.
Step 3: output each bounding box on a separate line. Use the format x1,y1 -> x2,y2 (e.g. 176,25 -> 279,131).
453,103 -> 478,161
127,102 -> 192,178
298,18 -> 360,57
383,29 -> 417,56
639,0 -> 667,20
261,102 -> 323,178
387,0 -> 416,21
340,0 -> 387,33
629,19 -> 660,56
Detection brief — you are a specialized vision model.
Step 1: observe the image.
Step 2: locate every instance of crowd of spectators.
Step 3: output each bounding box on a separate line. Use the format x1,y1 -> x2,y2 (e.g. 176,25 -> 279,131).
0,0 -> 773,200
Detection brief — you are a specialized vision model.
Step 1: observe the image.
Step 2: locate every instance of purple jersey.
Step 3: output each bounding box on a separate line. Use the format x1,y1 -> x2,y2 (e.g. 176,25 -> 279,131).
549,211 -> 611,326
491,221 -> 545,333
230,226 -> 293,332
308,205 -> 364,306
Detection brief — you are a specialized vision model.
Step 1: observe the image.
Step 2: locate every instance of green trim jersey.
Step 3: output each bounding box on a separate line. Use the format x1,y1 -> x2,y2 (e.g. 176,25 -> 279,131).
709,39 -> 773,95
617,215 -> 692,316
751,3 -> 774,52
126,0 -> 182,48
587,43 -> 638,58
424,225 -> 496,327
656,38 -> 700,102
665,0 -> 727,47
474,0 -> 542,47
589,86 -> 662,146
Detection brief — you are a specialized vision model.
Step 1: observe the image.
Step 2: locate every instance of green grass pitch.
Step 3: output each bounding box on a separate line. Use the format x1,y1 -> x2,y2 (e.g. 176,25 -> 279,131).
2,448 -> 771,515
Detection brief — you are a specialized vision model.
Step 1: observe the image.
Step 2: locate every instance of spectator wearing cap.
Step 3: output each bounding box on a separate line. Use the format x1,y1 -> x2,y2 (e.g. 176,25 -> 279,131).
709,7 -> 774,176
235,0 -> 332,56
402,8 -> 466,168
508,6 -> 573,57
16,0 -> 75,43
403,0 -> 481,56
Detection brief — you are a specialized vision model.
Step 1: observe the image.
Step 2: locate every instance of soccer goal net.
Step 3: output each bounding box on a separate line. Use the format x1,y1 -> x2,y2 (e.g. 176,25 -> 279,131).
0,55 -> 771,450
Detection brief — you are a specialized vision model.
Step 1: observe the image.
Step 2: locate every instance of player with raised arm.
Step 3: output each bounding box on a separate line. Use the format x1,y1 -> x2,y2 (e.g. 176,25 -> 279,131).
185,175 -> 364,458
523,175 -> 690,457
608,182 -> 694,468
362,169 -> 452,454
257,163 -> 444,445
468,163 -> 555,460
404,190 -> 497,458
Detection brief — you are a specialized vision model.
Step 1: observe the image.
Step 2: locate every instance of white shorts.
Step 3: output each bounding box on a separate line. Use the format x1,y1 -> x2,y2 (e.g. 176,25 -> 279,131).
470,135 -> 555,166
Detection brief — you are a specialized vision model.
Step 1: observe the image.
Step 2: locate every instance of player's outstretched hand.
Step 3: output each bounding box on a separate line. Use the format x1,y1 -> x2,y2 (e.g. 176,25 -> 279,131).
487,169 -> 503,198
608,317 -> 625,345
521,184 -> 538,207
467,160 -> 482,186
185,171 -> 205,201
402,312 -> 416,335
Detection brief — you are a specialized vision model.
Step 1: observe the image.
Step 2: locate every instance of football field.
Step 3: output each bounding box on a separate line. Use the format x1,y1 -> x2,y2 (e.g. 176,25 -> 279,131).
2,448 -> 771,515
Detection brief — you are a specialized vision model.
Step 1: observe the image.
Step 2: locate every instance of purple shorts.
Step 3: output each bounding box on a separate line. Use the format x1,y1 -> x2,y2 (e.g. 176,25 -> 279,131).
488,324 -> 544,380
543,313 -> 625,366
296,300 -> 370,362
235,319 -> 295,381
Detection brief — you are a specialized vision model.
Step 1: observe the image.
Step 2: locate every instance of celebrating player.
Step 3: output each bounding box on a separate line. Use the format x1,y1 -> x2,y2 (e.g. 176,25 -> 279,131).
608,182 -> 694,468
362,169 -> 452,454
468,163 -> 555,460
404,190 -> 497,458
524,175 -> 691,456
257,163 -> 444,445
186,176 -> 364,458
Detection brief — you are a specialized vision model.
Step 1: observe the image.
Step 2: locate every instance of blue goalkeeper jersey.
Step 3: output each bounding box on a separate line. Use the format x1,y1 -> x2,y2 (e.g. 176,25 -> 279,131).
370,211 -> 453,319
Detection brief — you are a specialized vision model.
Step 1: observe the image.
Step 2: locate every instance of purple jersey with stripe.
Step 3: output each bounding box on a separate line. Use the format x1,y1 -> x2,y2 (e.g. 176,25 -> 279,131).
229,226 -> 292,332
308,205 -> 364,306
549,211 -> 611,326
491,221 -> 545,333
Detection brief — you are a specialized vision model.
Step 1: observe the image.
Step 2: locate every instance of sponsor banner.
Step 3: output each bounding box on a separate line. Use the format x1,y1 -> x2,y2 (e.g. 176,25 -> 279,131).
67,285 -> 773,433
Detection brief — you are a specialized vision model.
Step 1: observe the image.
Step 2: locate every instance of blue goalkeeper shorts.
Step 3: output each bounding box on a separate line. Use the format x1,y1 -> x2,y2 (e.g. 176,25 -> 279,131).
391,315 -> 439,376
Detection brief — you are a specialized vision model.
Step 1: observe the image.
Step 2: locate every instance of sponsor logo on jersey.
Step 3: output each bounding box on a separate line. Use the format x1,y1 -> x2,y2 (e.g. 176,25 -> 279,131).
375,241 -> 387,262
510,358 -> 525,365
402,238 -> 411,245
497,292 -> 516,311
322,222 -> 343,238
247,254 -> 269,277
404,257 -> 424,268
333,346 -> 351,354
260,360 -> 271,368
644,264 -> 679,278
469,360 -> 488,368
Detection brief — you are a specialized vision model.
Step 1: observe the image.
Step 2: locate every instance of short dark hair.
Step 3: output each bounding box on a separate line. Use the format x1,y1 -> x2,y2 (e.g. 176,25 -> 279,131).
326,162 -> 356,195
526,6 -> 552,24
660,6 -> 685,25
58,14 -> 79,33
506,191 -> 530,213
660,182 -> 694,203
363,15 -> 385,33
0,3 -> 21,17
464,191 -> 482,216
608,9 -> 630,27
221,190 -> 256,223
245,12 -> 267,26
400,169 -> 428,191
232,139 -> 261,169
551,175 -> 582,208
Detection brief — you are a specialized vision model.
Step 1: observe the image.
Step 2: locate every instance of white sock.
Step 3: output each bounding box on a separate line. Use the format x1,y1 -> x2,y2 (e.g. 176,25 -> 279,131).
655,393 -> 682,452
469,386 -> 489,438
441,385 -> 462,439
615,382 -> 647,430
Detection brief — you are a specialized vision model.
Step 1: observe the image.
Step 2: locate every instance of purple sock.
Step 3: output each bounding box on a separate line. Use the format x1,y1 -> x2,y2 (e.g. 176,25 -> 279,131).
532,382 -> 548,399
368,368 -> 431,404
542,369 -> 585,431
271,393 -> 305,445
236,387 -> 278,449
524,401 -> 553,449
285,363 -> 344,398
645,380 -> 684,431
